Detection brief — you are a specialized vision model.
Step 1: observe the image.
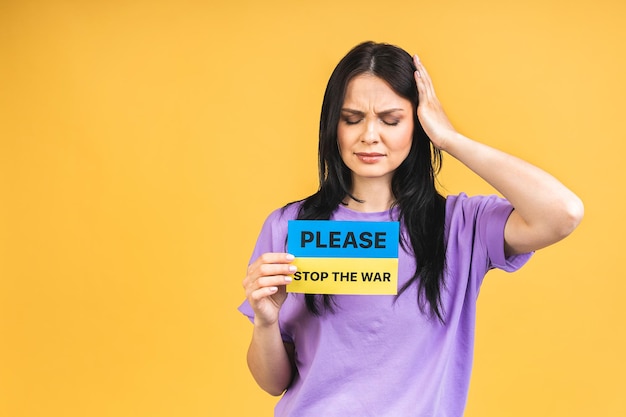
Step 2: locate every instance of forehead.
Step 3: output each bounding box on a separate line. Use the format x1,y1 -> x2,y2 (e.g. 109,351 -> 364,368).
343,74 -> 410,108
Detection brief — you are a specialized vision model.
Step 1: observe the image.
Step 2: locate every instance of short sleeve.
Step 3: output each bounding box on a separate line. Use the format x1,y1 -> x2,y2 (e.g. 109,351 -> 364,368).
474,195 -> 533,272
446,193 -> 533,280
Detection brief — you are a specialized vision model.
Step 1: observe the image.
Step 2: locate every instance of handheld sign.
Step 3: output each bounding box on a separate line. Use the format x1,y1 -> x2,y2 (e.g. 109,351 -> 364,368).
287,220 -> 400,295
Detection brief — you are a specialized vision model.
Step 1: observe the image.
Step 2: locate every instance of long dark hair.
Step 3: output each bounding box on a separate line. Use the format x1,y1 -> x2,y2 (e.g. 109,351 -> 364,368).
294,41 -> 447,322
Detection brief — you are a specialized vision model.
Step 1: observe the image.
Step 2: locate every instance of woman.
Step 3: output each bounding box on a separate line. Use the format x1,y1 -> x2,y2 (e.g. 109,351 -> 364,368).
239,41 -> 583,416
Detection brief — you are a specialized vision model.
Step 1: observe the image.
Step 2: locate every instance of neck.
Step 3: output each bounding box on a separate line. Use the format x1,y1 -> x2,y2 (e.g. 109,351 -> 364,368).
343,177 -> 394,212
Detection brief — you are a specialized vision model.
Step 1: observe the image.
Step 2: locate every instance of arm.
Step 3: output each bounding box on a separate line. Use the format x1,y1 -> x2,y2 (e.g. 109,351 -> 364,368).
413,55 -> 584,255
242,253 -> 296,395
247,329 -> 295,396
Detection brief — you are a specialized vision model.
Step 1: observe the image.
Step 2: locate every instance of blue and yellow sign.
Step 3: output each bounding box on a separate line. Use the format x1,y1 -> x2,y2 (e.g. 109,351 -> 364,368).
287,220 -> 400,295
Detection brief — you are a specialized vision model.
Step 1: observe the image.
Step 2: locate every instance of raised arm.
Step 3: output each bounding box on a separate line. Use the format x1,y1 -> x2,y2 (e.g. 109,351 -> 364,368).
413,55 -> 584,255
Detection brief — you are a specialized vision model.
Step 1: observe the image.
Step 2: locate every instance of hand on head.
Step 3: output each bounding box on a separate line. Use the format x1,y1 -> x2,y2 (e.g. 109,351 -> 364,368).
413,55 -> 458,151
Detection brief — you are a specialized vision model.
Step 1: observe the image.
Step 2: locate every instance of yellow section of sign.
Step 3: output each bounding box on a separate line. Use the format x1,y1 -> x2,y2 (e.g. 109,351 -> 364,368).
288,257 -> 398,295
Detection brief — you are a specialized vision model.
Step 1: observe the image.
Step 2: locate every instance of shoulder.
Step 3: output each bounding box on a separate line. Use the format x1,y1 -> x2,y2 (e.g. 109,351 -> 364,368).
256,200 -> 303,238
264,200 -> 302,224
444,192 -> 515,251
249,201 -> 304,261
445,193 -> 531,271
445,192 -> 513,223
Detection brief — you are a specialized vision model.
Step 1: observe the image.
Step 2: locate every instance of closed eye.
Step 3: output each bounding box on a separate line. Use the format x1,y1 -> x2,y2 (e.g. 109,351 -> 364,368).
343,118 -> 362,125
340,108 -> 404,126
381,118 -> 400,126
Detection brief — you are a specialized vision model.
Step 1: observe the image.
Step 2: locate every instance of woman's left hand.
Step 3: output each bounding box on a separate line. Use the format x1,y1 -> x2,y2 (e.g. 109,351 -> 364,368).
413,55 -> 458,150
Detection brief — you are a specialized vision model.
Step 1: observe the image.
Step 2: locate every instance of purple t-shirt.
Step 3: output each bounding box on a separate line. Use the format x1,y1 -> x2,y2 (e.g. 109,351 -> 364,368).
239,193 -> 532,417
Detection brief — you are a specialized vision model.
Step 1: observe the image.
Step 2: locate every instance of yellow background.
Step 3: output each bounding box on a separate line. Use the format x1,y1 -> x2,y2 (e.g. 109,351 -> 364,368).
1,0 -> 624,416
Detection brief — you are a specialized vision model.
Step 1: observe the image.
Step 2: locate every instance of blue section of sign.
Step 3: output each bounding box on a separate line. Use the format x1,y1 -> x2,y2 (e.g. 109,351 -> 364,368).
288,220 -> 399,258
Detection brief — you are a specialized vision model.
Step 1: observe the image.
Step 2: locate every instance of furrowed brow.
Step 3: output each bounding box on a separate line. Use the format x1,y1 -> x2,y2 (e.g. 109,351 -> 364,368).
340,108 -> 405,116
340,108 -> 364,115
376,108 -> 405,116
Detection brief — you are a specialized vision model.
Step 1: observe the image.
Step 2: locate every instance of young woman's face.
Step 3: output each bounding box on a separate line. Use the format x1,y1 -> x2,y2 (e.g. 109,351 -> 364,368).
337,74 -> 414,186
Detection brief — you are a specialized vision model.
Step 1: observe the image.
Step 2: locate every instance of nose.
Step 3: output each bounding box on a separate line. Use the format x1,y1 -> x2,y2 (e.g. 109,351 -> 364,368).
361,118 -> 379,144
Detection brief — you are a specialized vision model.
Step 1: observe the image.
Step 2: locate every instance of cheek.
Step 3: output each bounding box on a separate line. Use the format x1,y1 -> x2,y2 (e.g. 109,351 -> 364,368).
336,127 -> 353,154
391,128 -> 414,153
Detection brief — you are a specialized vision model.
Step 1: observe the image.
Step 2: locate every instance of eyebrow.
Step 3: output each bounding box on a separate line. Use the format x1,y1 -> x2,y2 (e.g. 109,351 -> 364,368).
340,108 -> 406,116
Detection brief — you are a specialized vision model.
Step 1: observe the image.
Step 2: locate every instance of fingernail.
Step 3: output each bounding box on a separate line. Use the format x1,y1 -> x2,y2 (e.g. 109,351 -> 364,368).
285,276 -> 292,283
288,265 -> 297,272
286,254 -> 295,261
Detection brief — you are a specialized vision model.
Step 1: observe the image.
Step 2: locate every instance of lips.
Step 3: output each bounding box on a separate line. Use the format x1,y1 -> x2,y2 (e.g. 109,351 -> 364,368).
355,152 -> 386,164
